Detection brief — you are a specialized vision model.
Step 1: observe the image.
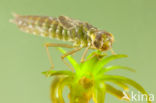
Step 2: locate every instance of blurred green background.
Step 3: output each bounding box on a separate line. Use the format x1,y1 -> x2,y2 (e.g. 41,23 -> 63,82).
0,0 -> 156,103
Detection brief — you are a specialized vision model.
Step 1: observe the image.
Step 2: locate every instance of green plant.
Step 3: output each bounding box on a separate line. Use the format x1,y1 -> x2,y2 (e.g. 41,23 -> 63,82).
43,48 -> 151,103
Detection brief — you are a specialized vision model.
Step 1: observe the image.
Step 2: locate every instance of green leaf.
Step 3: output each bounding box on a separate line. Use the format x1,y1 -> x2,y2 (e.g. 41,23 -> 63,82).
51,77 -> 65,103
57,47 -> 79,71
105,83 -> 130,101
80,54 -> 99,73
101,75 -> 151,103
93,82 -> 106,103
97,65 -> 135,75
110,81 -> 129,90
42,70 -> 74,77
95,54 -> 128,73
51,76 -> 73,103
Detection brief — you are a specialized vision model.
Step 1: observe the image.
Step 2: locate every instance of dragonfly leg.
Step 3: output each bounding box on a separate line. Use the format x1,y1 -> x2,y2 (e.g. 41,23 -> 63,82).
80,47 -> 89,63
45,43 -> 73,69
45,46 -> 54,69
81,51 -> 106,62
61,47 -> 81,59
61,47 -> 82,72
82,52 -> 96,62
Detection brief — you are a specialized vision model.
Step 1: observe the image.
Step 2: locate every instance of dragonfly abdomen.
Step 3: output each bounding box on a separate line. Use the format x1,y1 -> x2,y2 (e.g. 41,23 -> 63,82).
11,14 -> 92,48
11,14 -> 55,37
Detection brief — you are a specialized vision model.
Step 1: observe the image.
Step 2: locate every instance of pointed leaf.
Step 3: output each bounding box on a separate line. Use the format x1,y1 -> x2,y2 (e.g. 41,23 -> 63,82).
97,65 -> 135,75
80,55 -> 99,73
105,83 -> 130,101
42,70 -> 74,77
95,54 -> 128,73
101,75 -> 151,103
110,81 -> 129,90
93,82 -> 106,103
51,76 -> 72,103
51,77 -> 65,103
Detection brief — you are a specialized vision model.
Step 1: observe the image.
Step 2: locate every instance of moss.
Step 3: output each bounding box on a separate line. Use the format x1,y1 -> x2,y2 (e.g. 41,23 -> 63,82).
43,48 -> 151,103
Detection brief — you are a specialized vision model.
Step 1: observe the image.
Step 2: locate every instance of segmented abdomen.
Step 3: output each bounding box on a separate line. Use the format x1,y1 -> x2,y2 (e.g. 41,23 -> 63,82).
12,14 -> 92,47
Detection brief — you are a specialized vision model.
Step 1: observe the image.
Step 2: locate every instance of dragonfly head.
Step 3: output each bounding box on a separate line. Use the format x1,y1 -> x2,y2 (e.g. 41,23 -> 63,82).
93,31 -> 114,51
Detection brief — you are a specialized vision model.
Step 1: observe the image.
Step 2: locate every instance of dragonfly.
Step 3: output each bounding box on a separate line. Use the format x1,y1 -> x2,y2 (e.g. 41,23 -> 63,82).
10,13 -> 114,71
